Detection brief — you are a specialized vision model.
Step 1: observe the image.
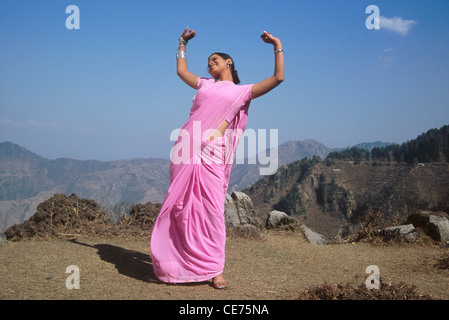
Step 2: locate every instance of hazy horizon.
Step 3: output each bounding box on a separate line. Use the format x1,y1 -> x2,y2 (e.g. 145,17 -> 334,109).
1,0 -> 448,161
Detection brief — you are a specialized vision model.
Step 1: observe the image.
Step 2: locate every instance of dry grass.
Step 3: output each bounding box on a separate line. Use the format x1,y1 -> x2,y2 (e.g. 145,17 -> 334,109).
2,195 -> 448,301
297,281 -> 435,300
432,252 -> 449,270
1,230 -> 448,300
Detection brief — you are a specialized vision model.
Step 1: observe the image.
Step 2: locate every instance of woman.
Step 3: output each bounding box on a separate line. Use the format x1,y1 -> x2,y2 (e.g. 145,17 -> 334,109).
150,27 -> 284,289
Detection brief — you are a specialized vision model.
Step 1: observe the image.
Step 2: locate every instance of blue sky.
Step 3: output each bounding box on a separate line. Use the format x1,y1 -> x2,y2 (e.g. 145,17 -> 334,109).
1,0 -> 448,161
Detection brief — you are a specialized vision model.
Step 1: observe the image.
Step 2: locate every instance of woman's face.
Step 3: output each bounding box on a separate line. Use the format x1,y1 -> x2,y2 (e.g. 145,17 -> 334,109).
207,54 -> 231,78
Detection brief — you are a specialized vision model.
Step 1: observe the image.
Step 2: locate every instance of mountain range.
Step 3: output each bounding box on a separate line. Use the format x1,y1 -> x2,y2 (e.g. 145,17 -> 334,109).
0,140 -> 390,233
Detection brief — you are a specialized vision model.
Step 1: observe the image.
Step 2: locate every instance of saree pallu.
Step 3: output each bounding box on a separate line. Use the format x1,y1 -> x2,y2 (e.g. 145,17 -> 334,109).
150,78 -> 254,283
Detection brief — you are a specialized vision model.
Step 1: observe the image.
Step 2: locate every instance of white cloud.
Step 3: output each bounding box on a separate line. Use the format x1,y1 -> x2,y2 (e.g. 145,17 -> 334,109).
378,55 -> 395,68
0,118 -> 95,133
0,118 -> 60,128
380,16 -> 417,35
378,48 -> 394,68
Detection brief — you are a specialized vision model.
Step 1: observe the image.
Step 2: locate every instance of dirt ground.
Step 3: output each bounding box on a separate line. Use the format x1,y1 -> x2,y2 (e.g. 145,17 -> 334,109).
0,230 -> 448,300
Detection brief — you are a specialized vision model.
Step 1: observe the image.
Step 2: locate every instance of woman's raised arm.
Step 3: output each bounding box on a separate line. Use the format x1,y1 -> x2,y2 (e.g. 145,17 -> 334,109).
251,31 -> 285,99
176,27 -> 200,89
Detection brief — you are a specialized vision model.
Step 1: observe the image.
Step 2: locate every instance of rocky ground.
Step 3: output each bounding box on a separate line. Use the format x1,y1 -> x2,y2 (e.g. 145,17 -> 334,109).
1,231 -> 448,301
1,193 -> 448,301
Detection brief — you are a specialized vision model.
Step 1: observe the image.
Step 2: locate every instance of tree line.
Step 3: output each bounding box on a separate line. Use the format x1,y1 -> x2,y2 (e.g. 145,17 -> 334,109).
327,125 -> 449,164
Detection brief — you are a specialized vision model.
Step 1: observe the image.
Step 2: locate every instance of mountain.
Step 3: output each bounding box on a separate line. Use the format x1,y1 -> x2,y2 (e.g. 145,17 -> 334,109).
328,125 -> 449,164
228,139 -> 336,191
0,142 -> 44,162
244,158 -> 449,238
0,143 -> 171,232
0,138 -> 391,233
244,125 -> 449,237
352,141 -> 394,151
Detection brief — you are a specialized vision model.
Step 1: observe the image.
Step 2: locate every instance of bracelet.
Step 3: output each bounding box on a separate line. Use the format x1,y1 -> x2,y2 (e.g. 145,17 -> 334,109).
176,50 -> 186,60
179,37 -> 188,46
275,49 -> 283,53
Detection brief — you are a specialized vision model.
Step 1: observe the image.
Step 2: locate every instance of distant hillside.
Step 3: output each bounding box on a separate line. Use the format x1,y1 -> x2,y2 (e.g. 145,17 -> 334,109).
244,158 -> 449,238
0,139 -> 341,232
244,126 -> 449,237
0,143 -> 171,232
352,141 -> 394,151
228,139 -> 335,191
328,125 -> 449,164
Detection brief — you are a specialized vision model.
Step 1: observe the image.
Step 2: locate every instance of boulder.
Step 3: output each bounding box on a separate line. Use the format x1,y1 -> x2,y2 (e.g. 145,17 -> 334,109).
301,224 -> 328,245
374,224 -> 416,241
407,211 -> 449,243
224,191 -> 259,228
265,210 -> 296,229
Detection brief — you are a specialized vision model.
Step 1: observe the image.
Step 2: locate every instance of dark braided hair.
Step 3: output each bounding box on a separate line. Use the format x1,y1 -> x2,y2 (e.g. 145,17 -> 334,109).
208,52 -> 241,84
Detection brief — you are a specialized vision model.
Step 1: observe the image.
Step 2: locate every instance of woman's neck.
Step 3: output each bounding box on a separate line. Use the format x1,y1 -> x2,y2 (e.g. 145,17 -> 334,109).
215,70 -> 234,83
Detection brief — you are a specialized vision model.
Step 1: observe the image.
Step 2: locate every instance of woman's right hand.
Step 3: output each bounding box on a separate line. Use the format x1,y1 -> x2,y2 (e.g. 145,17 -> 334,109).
181,27 -> 196,42
260,31 -> 281,47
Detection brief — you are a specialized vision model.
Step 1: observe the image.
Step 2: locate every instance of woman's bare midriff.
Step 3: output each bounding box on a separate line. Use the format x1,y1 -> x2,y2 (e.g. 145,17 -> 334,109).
208,120 -> 229,141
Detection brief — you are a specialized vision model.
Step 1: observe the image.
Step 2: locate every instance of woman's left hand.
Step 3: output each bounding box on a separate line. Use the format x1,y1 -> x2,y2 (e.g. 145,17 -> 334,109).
260,31 -> 281,46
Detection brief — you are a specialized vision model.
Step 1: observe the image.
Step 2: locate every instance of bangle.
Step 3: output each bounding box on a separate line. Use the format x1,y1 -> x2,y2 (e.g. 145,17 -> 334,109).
179,37 -> 188,46
275,49 -> 283,54
176,50 -> 186,60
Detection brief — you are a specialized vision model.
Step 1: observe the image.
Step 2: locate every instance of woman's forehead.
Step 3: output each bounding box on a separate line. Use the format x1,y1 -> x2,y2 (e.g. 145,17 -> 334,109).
208,54 -> 223,61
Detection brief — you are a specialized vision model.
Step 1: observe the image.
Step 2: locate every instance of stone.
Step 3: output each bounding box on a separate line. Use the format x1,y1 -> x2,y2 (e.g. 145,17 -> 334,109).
301,224 -> 328,245
224,191 -> 259,228
374,224 -> 416,241
407,211 -> 449,243
265,210 -> 295,229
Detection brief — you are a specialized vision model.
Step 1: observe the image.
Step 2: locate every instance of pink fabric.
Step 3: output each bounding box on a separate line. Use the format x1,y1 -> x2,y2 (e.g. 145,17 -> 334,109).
150,78 -> 254,283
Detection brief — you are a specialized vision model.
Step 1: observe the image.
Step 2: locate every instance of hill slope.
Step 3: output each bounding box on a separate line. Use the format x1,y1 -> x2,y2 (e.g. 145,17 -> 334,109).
228,139 -> 335,191
244,125 -> 449,237
0,139 -> 335,232
0,143 -> 171,232
244,159 -> 449,237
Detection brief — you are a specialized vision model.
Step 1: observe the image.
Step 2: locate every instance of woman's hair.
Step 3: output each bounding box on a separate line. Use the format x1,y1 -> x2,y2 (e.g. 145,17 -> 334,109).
208,52 -> 241,85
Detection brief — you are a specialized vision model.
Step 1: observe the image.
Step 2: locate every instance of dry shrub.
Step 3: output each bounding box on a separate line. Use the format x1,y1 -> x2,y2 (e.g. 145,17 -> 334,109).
348,208 -> 384,243
226,225 -> 266,241
433,252 -> 449,270
298,281 -> 435,300
348,208 -> 439,246
5,194 -> 116,241
4,194 -> 163,241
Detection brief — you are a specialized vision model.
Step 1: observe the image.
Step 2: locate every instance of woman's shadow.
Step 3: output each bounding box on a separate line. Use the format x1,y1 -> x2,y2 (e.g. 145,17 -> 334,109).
69,239 -> 159,283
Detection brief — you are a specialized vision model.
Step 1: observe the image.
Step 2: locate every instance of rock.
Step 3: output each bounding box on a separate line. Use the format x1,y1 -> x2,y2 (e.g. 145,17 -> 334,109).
407,211 -> 449,243
301,224 -> 328,245
224,191 -> 259,228
224,192 -> 263,239
374,224 -> 416,241
265,210 -> 296,229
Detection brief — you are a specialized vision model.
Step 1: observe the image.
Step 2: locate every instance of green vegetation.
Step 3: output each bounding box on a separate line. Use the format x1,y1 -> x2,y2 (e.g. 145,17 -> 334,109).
272,157 -> 320,215
327,125 -> 449,164
316,173 -> 352,218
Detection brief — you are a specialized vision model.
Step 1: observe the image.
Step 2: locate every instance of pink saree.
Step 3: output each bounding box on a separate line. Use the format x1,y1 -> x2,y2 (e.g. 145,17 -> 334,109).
150,77 -> 254,283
